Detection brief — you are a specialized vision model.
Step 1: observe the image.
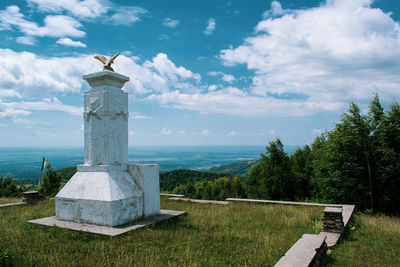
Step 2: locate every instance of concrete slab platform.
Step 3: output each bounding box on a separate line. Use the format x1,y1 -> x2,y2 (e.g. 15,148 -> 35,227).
169,197 -> 230,205
27,209 -> 186,237
160,193 -> 185,198
0,202 -> 26,208
275,234 -> 327,267
319,231 -> 341,247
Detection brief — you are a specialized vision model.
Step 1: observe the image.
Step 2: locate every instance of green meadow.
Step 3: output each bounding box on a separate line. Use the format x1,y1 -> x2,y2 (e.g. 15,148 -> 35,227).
1,197 -> 399,266
1,197 -> 322,266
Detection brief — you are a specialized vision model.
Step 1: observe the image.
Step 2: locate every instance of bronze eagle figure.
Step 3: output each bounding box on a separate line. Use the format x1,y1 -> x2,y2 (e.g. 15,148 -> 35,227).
94,52 -> 120,72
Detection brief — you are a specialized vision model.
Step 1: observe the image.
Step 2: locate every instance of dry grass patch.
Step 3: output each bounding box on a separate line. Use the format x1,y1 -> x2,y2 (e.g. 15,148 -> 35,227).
0,197 -> 23,205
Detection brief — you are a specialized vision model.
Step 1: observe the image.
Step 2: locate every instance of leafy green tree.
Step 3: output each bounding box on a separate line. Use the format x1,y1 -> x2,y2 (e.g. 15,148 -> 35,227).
0,175 -> 24,197
231,176 -> 246,198
372,101 -> 400,214
172,176 -> 247,200
289,145 -> 313,200
160,169 -> 233,192
247,138 -> 295,200
39,163 -> 62,197
311,101 -> 376,211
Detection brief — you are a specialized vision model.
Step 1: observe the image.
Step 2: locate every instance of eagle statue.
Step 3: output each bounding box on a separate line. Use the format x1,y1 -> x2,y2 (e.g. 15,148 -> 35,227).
94,52 -> 120,72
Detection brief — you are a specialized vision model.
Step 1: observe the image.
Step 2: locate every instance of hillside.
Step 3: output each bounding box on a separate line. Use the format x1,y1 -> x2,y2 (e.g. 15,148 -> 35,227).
160,169 -> 232,192
58,166 -> 77,183
208,160 -> 257,177
56,167 -> 233,192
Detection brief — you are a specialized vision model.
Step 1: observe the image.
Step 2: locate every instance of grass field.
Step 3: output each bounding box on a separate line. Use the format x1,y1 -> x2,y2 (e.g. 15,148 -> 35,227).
324,213 -> 400,266
0,197 -> 322,266
2,197 -> 399,266
0,197 -> 22,205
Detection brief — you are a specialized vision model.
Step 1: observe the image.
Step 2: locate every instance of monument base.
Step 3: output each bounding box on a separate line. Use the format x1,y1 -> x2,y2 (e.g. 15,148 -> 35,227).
27,210 -> 187,236
55,164 -> 160,227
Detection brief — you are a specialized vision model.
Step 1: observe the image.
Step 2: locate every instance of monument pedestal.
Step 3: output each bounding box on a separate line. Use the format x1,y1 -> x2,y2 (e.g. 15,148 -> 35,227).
55,164 -> 161,227
28,70 -> 185,233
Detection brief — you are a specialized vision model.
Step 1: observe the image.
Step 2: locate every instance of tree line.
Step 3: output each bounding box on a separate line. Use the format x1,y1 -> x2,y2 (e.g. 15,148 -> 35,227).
172,95 -> 400,215
0,176 -> 25,197
0,163 -> 62,198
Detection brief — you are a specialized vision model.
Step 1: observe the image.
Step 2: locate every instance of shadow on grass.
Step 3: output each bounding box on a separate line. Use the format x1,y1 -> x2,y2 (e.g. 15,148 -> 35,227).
149,216 -> 199,231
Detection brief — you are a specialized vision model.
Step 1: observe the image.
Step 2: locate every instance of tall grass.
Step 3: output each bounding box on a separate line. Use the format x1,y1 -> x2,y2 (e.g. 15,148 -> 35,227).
0,197 -> 322,266
324,213 -> 400,266
0,197 -> 22,205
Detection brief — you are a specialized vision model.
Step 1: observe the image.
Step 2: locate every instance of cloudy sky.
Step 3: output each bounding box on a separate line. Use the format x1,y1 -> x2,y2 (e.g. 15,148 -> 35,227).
1,0 -> 400,147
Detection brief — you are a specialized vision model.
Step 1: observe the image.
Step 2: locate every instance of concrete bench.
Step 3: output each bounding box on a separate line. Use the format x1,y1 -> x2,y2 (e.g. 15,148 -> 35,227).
23,191 -> 45,204
275,234 -> 327,267
160,193 -> 185,198
169,197 -> 230,205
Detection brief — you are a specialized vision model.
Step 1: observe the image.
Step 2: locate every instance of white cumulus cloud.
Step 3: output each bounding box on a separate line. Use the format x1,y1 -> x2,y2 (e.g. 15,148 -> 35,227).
219,0 -> 400,110
0,98 -> 83,116
208,71 -> 235,83
26,0 -> 109,19
109,6 -> 148,26
162,18 -> 180,28
201,129 -> 211,136
160,127 -> 172,136
16,36 -> 37,45
227,130 -> 238,136
56,37 -> 86,47
204,18 -> 216,35
0,108 -> 31,118
0,6 -> 85,38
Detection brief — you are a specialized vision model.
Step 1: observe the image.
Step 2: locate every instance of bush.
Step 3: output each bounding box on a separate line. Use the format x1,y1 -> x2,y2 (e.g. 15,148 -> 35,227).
39,163 -> 62,197
0,176 -> 24,197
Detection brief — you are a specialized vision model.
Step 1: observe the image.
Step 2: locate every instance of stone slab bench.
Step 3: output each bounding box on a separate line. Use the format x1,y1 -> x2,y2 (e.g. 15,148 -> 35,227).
0,202 -> 26,208
23,191 -> 45,204
160,193 -> 185,198
169,197 -> 230,205
275,234 -> 327,267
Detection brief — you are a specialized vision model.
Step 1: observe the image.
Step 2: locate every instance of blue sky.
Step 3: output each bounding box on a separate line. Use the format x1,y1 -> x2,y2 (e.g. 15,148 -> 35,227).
0,0 -> 400,147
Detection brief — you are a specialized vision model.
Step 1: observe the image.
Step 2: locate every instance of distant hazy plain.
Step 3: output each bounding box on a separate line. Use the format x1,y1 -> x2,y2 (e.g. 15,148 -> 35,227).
0,145 -> 299,178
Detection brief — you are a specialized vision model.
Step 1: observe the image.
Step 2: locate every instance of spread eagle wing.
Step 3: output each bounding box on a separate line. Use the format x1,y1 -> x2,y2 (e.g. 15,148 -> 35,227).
108,52 -> 120,65
94,55 -> 108,64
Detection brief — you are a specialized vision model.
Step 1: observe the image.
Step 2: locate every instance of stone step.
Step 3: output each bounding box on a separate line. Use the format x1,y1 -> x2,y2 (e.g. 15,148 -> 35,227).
275,234 -> 327,267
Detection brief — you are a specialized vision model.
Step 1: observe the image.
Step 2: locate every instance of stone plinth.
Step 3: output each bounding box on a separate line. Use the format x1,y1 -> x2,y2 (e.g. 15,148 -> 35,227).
322,207 -> 344,234
83,71 -> 129,166
23,191 -> 45,204
128,164 -> 160,216
55,71 -> 161,227
55,165 -> 144,226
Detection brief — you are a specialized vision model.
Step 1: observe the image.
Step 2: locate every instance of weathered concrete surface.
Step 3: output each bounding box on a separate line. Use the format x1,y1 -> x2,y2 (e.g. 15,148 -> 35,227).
0,202 -> 26,208
82,72 -> 129,166
23,191 -> 45,204
169,198 -> 230,205
54,71 -> 167,227
160,193 -> 185,198
28,210 -> 186,237
318,231 -> 340,247
341,205 -> 355,227
56,167 -> 143,226
275,234 -> 327,267
128,164 -> 160,216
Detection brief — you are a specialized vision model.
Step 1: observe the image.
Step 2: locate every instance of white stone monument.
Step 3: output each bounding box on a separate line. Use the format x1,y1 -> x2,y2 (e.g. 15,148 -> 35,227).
55,70 -> 160,227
